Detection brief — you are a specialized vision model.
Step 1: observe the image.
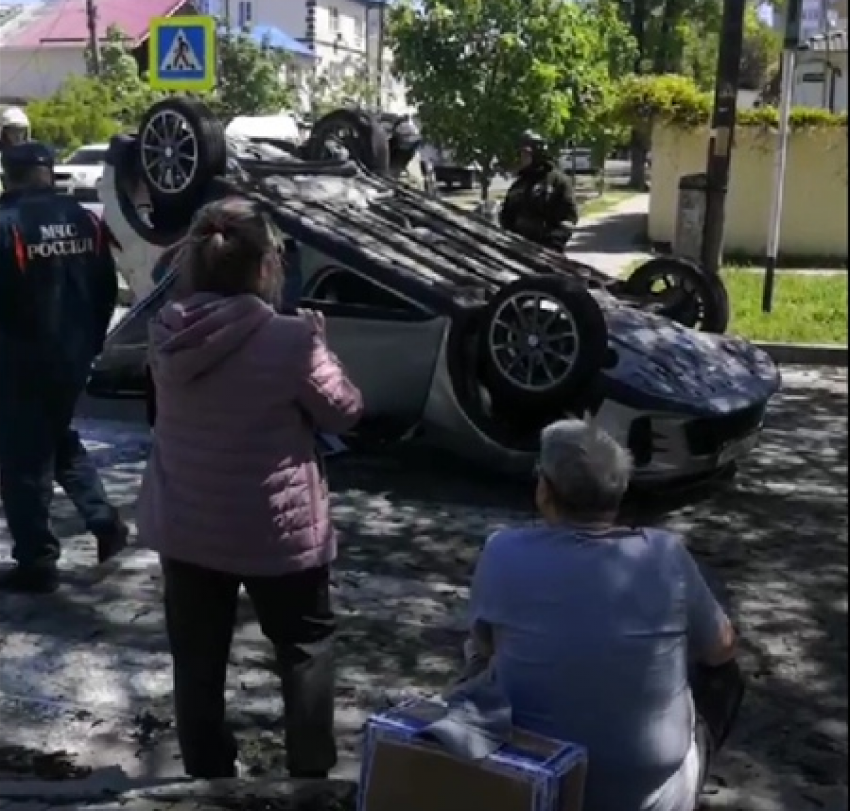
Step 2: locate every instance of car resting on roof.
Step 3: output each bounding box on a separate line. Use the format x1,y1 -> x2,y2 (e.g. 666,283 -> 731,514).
89,97 -> 781,485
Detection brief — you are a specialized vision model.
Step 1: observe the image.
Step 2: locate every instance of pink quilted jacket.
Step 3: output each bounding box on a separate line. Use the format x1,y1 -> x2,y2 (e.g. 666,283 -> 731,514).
136,292 -> 363,577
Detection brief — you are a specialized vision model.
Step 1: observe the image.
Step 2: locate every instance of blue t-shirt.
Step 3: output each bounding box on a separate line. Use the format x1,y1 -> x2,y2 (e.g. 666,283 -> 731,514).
469,525 -> 728,811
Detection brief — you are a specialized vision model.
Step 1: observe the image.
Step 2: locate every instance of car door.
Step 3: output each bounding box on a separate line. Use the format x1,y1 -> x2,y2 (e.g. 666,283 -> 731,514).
301,266 -> 447,425
86,276 -> 172,399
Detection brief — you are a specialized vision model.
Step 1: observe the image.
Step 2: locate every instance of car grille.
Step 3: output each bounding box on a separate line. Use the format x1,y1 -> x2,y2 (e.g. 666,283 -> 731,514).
684,404 -> 766,456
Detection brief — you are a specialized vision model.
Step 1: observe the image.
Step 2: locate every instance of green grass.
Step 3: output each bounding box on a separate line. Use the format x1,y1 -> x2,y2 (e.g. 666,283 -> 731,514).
580,190 -> 638,219
723,269 -> 848,345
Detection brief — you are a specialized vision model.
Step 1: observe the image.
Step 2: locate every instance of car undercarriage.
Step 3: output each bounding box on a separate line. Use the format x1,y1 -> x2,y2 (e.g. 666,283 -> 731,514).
89,98 -> 780,485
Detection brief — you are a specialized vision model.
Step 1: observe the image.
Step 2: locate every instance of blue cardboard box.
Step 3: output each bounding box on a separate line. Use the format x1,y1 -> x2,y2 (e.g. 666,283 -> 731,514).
358,698 -> 587,811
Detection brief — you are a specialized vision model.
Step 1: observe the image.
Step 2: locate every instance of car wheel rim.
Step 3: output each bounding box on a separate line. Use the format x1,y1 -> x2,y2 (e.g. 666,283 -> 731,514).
316,121 -> 360,159
488,292 -> 580,392
643,272 -> 704,327
140,109 -> 199,195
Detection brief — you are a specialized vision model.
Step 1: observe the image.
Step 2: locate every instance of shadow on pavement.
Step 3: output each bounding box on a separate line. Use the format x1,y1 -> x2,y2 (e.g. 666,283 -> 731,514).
0,370 -> 846,809
569,209 -> 648,257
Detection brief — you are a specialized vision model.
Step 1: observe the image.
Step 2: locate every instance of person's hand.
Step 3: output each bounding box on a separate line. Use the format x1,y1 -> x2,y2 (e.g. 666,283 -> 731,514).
299,308 -> 326,337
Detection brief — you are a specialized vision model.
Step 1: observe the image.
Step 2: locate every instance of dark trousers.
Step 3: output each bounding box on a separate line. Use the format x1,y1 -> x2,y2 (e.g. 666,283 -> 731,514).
0,387 -> 119,569
161,558 -> 337,779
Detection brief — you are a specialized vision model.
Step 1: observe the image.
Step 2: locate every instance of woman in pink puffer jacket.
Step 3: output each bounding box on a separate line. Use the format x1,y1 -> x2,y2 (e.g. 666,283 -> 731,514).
136,197 -> 363,781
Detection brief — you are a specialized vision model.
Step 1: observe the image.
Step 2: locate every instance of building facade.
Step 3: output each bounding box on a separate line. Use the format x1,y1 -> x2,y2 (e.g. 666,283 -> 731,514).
204,0 -> 406,112
776,0 -> 848,112
0,0 -> 203,101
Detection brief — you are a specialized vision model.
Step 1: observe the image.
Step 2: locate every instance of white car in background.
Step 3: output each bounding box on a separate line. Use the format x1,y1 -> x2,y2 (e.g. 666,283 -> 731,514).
54,143 -> 109,202
558,147 -> 593,175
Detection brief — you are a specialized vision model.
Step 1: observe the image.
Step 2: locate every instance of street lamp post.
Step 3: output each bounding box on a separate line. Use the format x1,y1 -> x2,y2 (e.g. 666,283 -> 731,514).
762,0 -> 804,313
700,0 -> 748,275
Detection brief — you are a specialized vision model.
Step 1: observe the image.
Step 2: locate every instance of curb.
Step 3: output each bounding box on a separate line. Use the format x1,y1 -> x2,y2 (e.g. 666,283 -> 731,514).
0,778 -> 357,805
754,341 -> 849,367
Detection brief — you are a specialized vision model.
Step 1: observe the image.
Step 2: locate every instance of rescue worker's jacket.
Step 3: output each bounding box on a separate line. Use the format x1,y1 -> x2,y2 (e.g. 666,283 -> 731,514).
499,160 -> 579,250
0,188 -> 118,394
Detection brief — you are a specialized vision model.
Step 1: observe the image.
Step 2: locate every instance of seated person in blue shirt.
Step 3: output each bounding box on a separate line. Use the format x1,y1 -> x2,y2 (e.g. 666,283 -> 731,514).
466,419 -> 739,811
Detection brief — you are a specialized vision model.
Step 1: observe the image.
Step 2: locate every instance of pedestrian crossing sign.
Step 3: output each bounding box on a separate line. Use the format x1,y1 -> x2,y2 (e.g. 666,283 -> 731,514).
149,16 -> 216,92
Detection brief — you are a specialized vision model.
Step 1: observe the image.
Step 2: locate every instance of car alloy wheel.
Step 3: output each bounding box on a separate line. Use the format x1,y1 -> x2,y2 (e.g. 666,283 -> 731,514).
136,97 -> 227,215
488,291 -> 581,393
623,256 -> 730,334
480,276 -> 608,411
140,107 -> 200,196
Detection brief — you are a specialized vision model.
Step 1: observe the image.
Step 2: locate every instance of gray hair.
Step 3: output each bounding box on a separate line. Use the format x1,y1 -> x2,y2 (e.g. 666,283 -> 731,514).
539,419 -> 633,516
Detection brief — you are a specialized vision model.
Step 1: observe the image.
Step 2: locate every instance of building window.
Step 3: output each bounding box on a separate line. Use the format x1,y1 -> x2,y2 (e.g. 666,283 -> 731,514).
237,0 -> 253,28
353,15 -> 365,48
329,6 -> 340,34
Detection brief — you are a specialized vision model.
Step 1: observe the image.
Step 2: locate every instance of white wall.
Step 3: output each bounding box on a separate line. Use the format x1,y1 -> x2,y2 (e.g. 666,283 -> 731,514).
183,0 -> 410,112
247,0 -> 307,39
792,51 -> 848,112
0,47 -> 87,99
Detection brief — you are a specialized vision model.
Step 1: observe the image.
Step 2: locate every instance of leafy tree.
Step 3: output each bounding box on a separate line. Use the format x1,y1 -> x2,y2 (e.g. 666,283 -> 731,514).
740,6 -> 781,91
87,25 -> 163,125
388,0 -> 633,198
211,30 -> 296,120
306,64 -> 379,118
27,77 -> 122,153
613,0 -> 781,186
28,27 -> 297,151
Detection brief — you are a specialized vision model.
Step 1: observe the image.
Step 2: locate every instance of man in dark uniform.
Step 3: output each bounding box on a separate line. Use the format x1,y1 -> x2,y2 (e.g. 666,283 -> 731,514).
500,130 -> 579,251
0,141 -> 128,594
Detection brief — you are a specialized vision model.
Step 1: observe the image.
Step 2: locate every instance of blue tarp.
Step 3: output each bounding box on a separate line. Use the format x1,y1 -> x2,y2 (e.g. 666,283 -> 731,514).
250,25 -> 316,58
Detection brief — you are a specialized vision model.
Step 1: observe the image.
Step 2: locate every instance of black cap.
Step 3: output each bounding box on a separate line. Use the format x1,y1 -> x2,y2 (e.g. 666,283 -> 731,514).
1,140 -> 55,171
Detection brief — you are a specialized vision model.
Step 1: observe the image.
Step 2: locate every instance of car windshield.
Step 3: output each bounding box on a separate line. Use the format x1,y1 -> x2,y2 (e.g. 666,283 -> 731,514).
65,147 -> 107,165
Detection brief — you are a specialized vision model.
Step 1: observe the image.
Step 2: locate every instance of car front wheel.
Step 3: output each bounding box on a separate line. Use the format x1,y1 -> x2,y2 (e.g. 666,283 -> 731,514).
479,276 -> 608,412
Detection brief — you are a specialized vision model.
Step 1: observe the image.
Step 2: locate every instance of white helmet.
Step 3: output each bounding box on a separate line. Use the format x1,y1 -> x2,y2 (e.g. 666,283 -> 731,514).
1,106 -> 30,129
1,107 -> 31,144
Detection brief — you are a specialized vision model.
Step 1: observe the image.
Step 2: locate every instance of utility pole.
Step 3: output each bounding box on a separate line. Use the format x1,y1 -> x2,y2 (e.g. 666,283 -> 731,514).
699,0 -> 747,274
376,1 -> 386,109
85,0 -> 100,76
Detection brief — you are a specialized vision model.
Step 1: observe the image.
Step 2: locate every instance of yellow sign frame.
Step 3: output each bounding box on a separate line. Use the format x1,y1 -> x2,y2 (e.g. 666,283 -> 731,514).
149,15 -> 216,92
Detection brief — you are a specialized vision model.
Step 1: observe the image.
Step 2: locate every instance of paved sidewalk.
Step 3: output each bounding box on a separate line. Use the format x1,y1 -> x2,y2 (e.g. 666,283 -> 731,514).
0,369 -> 847,811
568,192 -> 652,277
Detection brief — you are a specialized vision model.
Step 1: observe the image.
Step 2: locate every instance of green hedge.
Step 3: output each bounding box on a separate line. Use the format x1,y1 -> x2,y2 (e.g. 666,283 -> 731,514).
615,74 -> 848,130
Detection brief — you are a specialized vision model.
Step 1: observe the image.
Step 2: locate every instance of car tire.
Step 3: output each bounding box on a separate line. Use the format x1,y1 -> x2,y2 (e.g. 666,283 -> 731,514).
305,108 -> 390,173
137,97 -> 227,217
623,256 -> 730,333
479,276 -> 608,411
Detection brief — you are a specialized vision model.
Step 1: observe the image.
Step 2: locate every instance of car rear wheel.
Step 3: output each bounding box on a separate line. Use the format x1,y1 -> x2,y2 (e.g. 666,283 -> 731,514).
304,108 -> 390,173
137,97 -> 227,216
479,276 -> 608,411
623,257 -> 730,333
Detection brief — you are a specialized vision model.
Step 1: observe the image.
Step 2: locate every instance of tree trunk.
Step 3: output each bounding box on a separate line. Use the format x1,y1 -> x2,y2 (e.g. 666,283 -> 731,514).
653,0 -> 684,74
480,168 -> 492,202
628,0 -> 649,190
628,131 -> 648,190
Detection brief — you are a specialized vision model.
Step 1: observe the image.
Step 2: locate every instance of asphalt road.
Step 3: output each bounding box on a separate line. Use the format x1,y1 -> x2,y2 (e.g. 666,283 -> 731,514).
0,368 -> 846,811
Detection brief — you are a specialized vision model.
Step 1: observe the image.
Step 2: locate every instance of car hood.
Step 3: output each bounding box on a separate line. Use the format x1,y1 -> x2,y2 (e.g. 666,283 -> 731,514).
596,296 -> 781,416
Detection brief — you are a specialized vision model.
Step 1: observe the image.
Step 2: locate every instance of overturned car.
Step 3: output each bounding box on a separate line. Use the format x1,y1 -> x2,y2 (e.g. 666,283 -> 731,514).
88,97 -> 781,486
